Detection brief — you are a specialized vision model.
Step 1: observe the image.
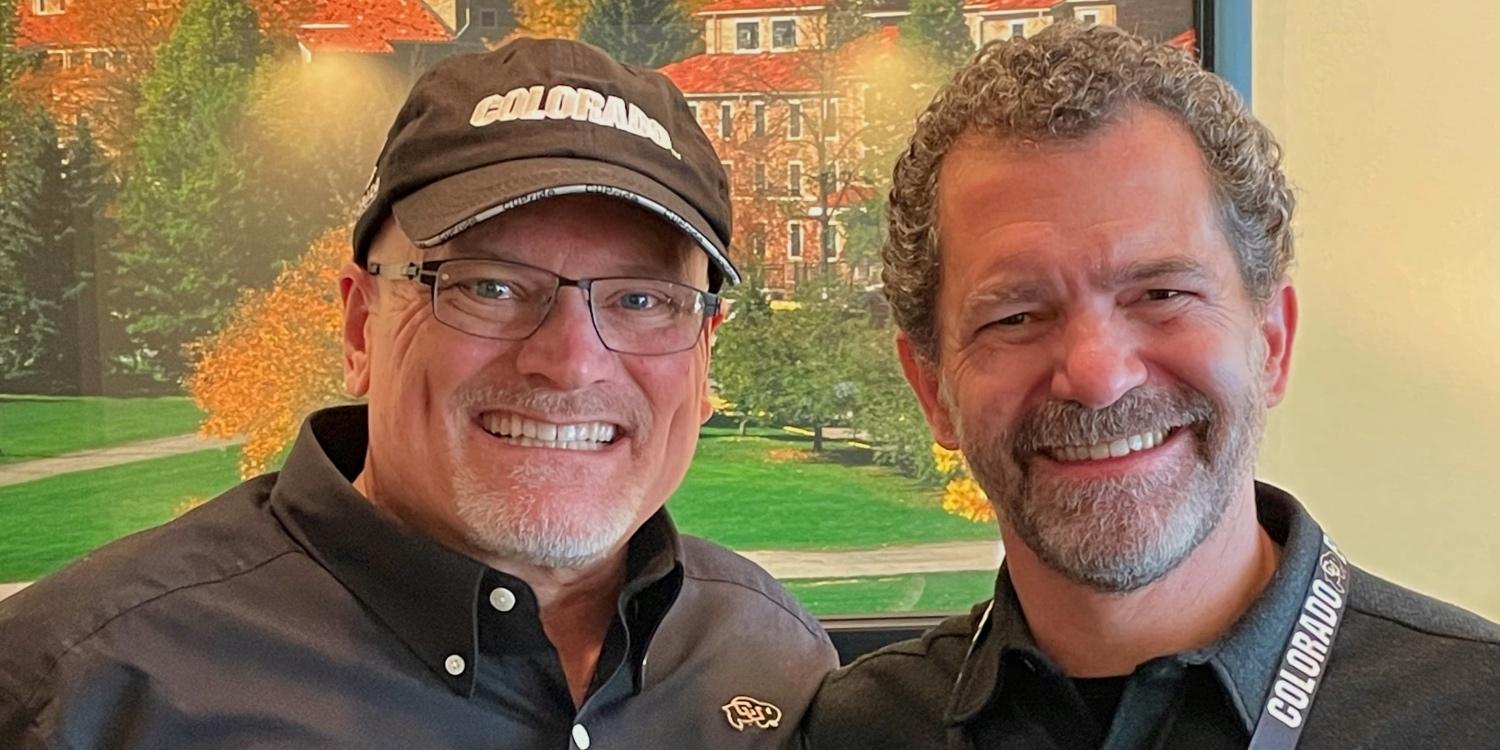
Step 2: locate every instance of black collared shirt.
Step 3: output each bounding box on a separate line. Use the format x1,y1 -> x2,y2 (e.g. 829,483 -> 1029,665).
802,483 -> 1500,749
0,406 -> 837,749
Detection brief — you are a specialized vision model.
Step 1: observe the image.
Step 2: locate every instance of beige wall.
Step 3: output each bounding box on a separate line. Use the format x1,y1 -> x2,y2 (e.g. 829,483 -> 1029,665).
1254,1 -> 1500,619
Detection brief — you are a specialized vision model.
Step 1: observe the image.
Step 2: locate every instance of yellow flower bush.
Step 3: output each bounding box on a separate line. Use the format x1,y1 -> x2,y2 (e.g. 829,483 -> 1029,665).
932,443 -> 995,523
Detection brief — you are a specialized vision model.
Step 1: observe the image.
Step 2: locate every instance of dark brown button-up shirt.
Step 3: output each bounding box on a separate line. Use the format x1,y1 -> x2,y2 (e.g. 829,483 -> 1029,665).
0,406 -> 837,749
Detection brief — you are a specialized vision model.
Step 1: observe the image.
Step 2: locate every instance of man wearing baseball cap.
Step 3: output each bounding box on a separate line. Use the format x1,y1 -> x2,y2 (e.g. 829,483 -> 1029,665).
0,38 -> 836,749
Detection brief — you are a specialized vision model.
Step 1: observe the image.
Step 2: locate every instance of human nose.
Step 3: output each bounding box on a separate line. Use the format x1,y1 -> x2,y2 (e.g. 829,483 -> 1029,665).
1049,312 -> 1148,409
511,287 -> 614,389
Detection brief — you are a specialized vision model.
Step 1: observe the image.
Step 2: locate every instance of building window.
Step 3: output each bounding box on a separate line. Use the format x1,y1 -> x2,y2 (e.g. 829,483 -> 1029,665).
823,99 -> 838,140
821,162 -> 840,193
721,161 -> 733,189
688,102 -> 699,123
736,21 -> 760,51
1009,20 -> 1026,39
788,101 -> 803,139
787,222 -> 804,260
720,102 -> 733,139
751,231 -> 767,259
771,19 -> 797,49
89,50 -> 110,69
753,162 -> 767,192
754,101 -> 766,136
1077,9 -> 1101,25
788,161 -> 803,196
478,8 -> 498,27
33,0 -> 65,14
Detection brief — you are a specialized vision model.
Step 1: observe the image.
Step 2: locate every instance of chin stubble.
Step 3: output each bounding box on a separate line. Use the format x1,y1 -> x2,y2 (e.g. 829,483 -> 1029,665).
958,384 -> 1264,593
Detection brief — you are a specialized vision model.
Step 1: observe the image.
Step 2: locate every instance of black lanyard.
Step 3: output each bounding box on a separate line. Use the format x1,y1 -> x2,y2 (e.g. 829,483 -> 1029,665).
1246,534 -> 1351,750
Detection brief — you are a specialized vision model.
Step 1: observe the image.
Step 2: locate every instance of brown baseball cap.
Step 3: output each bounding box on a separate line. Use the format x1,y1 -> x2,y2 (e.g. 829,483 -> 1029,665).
352,37 -> 739,288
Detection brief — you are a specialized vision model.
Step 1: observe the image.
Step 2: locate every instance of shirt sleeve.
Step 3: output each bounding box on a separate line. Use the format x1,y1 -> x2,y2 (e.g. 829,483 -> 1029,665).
0,686 -> 52,750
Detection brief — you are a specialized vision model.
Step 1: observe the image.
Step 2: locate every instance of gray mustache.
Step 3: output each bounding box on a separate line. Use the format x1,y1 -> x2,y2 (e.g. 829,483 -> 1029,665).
1012,388 -> 1216,453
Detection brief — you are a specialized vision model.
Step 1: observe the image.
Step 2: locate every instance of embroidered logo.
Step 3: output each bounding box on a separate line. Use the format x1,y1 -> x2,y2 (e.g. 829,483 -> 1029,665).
722,695 -> 782,731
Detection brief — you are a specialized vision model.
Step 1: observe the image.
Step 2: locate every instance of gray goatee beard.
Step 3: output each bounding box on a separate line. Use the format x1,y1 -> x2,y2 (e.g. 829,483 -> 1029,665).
957,384 -> 1263,593
449,383 -> 650,569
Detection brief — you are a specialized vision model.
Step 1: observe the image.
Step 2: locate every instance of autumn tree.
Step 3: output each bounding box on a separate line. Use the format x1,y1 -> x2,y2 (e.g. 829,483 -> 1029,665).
578,0 -> 699,67
187,226 -> 347,478
513,0 -> 592,39
112,0 -> 263,384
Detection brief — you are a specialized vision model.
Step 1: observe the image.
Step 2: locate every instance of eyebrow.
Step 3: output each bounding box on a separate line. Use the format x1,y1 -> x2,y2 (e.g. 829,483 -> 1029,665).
1110,256 -> 1213,287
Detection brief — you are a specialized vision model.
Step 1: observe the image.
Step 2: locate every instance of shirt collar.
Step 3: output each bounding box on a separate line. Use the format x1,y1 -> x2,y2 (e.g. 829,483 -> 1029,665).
945,482 -> 1326,731
269,404 -> 684,696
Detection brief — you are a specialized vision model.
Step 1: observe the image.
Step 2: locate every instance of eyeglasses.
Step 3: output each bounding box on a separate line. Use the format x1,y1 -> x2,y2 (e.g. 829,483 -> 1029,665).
366,258 -> 720,356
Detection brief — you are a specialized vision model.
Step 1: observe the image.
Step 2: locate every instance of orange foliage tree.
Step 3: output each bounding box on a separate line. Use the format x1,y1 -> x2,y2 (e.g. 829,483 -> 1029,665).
186,226 -> 348,478
511,0 -> 593,39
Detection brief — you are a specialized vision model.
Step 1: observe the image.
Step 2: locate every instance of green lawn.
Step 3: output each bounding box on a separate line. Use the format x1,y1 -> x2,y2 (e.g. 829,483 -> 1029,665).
671,426 -> 996,550
783,570 -> 996,614
0,447 -> 242,582
0,396 -> 204,464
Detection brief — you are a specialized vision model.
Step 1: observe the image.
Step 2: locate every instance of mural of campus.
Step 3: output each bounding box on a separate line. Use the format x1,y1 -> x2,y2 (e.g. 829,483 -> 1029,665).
0,0 -> 1197,613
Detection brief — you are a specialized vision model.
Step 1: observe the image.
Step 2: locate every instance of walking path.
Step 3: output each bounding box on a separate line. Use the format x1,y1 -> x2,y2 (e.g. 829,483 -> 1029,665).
0,433 -> 243,489
741,540 -> 1001,579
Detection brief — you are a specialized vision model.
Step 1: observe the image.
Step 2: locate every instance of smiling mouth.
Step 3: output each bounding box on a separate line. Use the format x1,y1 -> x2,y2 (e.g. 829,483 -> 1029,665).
1044,427 -> 1181,463
478,412 -> 621,452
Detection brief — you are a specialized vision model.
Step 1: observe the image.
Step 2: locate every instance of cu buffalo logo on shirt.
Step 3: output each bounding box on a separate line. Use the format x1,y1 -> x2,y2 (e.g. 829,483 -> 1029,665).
722,696 -> 783,731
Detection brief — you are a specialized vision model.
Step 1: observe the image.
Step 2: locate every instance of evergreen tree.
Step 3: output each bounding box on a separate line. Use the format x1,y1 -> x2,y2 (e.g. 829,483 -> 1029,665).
900,0 -> 972,71
0,110 -> 71,389
61,118 -> 117,393
578,0 -> 700,68
113,0 -> 261,384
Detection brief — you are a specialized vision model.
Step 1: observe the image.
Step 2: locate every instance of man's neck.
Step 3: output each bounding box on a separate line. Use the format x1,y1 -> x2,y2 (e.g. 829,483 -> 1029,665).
1004,483 -> 1280,678
353,469 -> 628,707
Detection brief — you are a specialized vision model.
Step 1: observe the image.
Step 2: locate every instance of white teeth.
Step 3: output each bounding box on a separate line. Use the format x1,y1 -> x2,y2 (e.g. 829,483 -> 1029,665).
479,413 -> 619,451
1051,428 -> 1173,463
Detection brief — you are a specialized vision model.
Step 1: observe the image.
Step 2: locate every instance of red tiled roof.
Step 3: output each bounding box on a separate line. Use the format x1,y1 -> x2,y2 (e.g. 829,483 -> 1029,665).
661,27 -> 900,95
697,0 -> 823,14
660,50 -> 825,94
1168,27 -> 1197,54
295,0 -> 448,54
17,0 -> 448,53
966,0 -> 1062,11
827,182 -> 876,208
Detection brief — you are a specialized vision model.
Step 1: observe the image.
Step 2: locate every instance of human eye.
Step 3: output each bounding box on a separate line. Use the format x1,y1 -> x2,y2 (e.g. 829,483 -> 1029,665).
604,281 -> 692,316
469,277 -> 515,300
1142,289 -> 1187,302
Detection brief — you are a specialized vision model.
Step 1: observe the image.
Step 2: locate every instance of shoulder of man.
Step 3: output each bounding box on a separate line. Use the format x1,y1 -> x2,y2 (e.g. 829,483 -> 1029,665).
1316,566 -> 1500,737
677,534 -> 828,644
647,535 -> 837,741
799,600 -> 988,749
0,475 -> 295,720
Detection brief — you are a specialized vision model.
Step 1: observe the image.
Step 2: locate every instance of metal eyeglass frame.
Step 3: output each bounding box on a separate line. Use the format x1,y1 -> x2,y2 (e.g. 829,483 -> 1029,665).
365,258 -> 722,356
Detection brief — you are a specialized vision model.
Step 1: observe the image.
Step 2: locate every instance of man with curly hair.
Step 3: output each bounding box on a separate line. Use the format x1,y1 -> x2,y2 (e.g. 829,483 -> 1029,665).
801,23 -> 1500,749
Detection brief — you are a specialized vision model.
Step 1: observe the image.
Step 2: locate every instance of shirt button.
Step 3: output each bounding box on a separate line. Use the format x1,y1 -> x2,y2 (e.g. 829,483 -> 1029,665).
444,654 -> 466,676
571,723 -> 591,749
489,586 -> 517,612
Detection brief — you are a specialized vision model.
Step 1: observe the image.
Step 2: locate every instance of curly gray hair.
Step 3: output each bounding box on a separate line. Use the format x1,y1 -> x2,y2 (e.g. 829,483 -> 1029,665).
884,22 -> 1295,362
